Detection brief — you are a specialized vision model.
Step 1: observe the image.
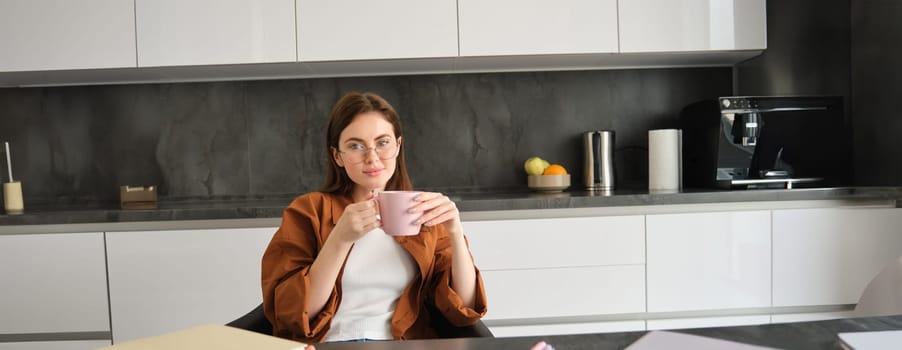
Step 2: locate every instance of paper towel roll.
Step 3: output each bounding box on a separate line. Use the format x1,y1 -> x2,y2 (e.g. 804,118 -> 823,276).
648,129 -> 682,192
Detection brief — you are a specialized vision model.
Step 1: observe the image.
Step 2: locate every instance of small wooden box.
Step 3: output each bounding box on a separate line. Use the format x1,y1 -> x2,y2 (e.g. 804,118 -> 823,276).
120,185 -> 158,209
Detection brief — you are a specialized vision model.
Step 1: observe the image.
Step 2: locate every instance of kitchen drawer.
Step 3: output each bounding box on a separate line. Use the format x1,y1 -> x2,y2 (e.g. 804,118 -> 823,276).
463,216 -> 645,270
482,265 -> 645,320
646,211 -> 771,312
772,207 -> 902,307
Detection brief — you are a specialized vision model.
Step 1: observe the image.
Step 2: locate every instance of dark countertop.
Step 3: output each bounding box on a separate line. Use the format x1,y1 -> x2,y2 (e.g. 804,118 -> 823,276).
1,187 -> 900,227
312,314 -> 902,350
449,186 -> 902,211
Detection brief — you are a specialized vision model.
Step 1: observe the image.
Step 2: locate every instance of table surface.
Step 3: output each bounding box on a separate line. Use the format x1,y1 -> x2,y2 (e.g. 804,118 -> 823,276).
312,314 -> 902,350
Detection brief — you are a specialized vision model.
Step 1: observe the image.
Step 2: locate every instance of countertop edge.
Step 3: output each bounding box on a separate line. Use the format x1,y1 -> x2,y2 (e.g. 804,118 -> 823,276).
1,193 -> 899,235
0,218 -> 284,235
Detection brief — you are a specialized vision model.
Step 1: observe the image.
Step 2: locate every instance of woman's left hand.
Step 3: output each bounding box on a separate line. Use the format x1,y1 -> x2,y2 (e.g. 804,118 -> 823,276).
412,192 -> 463,236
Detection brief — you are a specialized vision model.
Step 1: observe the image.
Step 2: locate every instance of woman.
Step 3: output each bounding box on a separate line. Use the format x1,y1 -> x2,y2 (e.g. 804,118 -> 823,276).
261,91 -> 487,343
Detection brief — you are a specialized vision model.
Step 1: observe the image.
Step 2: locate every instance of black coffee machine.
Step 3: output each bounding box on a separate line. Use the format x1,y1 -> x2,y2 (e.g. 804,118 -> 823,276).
680,96 -> 852,189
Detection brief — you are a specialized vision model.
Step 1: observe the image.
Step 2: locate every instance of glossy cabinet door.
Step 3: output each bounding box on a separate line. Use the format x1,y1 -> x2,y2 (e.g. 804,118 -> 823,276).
296,0 -> 457,61
463,216 -> 646,335
646,211 -> 771,313
618,0 -> 767,52
481,266 -> 646,320
772,208 -> 902,307
464,216 -> 645,271
0,0 -> 136,72
458,0 -> 618,56
770,311 -> 855,324
135,0 -> 296,67
0,233 -> 110,335
105,227 -> 276,343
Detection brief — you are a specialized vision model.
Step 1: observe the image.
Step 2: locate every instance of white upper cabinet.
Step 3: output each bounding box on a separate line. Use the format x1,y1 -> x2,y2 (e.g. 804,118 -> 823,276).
618,0 -> 766,53
0,0 -> 768,85
135,0 -> 296,67
464,216 -> 645,271
296,0 -> 458,61
0,0 -> 136,72
458,0 -> 619,56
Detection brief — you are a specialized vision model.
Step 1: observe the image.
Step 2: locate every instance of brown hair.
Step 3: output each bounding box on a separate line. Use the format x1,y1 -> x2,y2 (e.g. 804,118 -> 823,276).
321,92 -> 413,195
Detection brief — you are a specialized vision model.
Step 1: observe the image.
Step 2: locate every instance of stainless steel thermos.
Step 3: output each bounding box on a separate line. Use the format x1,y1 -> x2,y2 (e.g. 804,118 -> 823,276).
583,130 -> 615,190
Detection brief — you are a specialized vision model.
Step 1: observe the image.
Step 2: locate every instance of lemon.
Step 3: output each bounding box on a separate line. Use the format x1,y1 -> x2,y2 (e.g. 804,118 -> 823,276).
524,157 -> 550,176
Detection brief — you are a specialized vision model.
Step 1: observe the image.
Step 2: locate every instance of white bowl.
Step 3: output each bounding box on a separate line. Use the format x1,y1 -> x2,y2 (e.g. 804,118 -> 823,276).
528,175 -> 570,192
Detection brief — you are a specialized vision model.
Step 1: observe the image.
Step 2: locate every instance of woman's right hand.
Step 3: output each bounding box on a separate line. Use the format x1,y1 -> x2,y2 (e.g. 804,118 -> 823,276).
330,192 -> 381,244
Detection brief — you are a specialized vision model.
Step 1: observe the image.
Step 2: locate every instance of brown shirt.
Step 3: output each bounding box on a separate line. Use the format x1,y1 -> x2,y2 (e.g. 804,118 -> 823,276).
261,192 -> 488,343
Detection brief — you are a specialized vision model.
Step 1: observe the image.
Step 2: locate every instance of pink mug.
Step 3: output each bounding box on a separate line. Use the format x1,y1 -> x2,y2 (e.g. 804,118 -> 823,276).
377,191 -> 423,236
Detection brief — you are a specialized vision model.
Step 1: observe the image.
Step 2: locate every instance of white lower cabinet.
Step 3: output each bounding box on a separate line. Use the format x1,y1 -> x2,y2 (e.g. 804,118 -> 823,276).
646,211 -> 771,313
463,216 -> 646,336
772,208 -> 902,307
0,232 -> 110,342
105,227 -> 277,344
4,202 -> 896,345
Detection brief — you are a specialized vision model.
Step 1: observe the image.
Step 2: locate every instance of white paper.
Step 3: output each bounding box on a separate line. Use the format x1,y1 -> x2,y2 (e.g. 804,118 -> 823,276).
838,330 -> 902,349
648,129 -> 682,191
626,330 -> 781,350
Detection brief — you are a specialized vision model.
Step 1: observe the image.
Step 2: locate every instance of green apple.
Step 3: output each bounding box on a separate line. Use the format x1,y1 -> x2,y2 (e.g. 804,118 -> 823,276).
524,157 -> 550,176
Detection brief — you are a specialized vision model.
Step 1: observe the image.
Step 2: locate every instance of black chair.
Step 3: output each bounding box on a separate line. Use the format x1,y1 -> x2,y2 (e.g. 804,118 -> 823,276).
425,300 -> 494,338
226,303 -> 272,335
227,302 -> 493,339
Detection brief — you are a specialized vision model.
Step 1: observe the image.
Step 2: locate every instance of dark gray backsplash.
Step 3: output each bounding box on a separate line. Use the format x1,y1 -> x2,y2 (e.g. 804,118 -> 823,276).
0,68 -> 731,204
851,1 -> 902,186
735,0 -> 851,100
736,0 -> 902,186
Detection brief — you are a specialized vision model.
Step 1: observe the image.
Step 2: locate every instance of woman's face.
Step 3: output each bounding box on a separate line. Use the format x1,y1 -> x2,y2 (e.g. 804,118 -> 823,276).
332,111 -> 401,198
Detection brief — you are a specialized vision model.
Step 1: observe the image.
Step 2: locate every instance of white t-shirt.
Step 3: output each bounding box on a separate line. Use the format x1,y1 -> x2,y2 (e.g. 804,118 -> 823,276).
323,228 -> 417,342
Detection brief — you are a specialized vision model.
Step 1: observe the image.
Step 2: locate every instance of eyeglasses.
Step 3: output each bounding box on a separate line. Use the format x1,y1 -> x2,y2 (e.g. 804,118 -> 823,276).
336,137 -> 400,164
